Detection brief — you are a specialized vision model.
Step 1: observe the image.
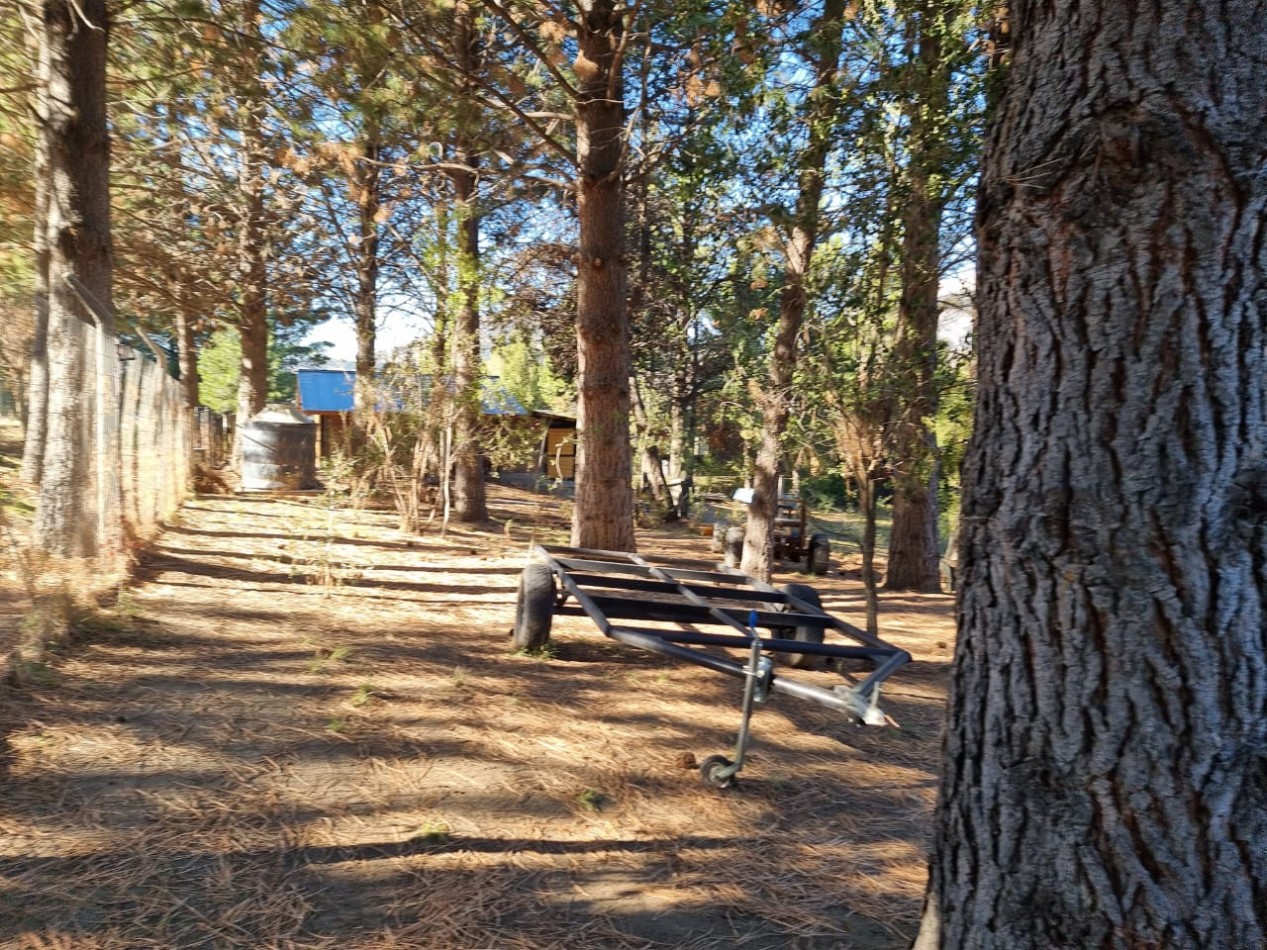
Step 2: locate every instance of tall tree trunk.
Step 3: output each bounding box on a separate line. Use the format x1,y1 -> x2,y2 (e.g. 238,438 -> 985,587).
351,134 -> 380,454
34,0 -> 116,560
668,366 -> 689,482
920,4 -> 1267,947
741,0 -> 846,580
21,26 -> 51,485
234,2 -> 268,448
884,1 -> 955,593
570,0 -> 634,551
168,103 -> 199,413
630,376 -> 672,517
450,0 -> 487,523
175,284 -> 199,409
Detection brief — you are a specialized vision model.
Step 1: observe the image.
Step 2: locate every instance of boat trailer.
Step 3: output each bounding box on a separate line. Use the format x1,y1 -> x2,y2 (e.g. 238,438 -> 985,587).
511,544 -> 912,788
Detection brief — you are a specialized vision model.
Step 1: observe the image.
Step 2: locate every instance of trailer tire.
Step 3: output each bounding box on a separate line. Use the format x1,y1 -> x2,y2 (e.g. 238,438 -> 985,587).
723,526 -> 745,568
807,534 -> 831,575
777,582 -> 824,669
512,564 -> 556,652
700,754 -> 736,789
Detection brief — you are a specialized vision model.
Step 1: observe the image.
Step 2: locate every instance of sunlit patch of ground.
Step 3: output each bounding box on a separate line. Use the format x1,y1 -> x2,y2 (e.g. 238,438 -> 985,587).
0,482 -> 954,949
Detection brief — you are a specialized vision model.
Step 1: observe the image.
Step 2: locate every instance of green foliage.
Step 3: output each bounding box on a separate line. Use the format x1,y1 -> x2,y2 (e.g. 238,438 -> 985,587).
197,329 -> 240,413
488,334 -> 571,413
197,323 -> 330,412
576,788 -> 608,812
933,345 -> 975,528
798,472 -> 851,511
412,820 -> 450,845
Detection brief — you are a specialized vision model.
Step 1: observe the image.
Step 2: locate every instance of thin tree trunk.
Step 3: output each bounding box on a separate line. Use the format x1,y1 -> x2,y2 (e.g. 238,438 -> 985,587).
175,286 -> 199,409
857,472 -> 879,639
351,134 -> 380,454
570,0 -> 634,551
921,3 -> 1267,946
21,25 -> 51,485
741,0 -> 847,580
630,376 -> 672,517
742,240 -> 807,579
34,0 -> 115,560
450,0 -> 487,523
668,369 -> 688,482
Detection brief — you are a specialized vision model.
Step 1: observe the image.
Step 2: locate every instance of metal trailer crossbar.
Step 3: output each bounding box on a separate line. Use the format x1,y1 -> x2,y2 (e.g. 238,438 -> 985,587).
511,544 -> 912,788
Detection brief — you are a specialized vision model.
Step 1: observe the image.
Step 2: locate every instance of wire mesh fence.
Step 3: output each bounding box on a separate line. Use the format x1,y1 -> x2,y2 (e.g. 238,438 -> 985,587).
28,319 -> 228,567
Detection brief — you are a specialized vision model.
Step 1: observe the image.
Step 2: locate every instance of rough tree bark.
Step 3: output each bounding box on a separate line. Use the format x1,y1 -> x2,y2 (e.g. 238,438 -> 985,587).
351,132 -> 380,454
233,1 -> 269,447
918,3 -> 1267,947
349,0 -> 390,456
741,0 -> 846,580
33,0 -> 115,560
450,0 -> 487,523
885,0 -> 957,592
570,0 -> 634,551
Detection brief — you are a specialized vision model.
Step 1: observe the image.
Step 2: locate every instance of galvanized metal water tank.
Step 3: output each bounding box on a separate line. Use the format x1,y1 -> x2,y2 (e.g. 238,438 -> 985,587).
240,405 -> 319,491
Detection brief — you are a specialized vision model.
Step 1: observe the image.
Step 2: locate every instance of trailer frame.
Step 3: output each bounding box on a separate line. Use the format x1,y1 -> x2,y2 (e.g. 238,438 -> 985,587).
511,544 -> 912,787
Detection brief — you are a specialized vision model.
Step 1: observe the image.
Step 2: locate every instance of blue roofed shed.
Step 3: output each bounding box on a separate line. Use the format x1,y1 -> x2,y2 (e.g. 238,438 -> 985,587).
296,368 -> 355,413
294,368 -> 531,458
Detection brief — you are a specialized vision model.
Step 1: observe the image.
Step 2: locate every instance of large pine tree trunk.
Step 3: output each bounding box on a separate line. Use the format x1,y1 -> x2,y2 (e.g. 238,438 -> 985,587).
450,0 -> 487,523
570,0 -> 634,551
741,0 -> 846,581
33,0 -> 115,560
921,4 -> 1267,946
234,2 -> 268,446
884,0 -> 953,592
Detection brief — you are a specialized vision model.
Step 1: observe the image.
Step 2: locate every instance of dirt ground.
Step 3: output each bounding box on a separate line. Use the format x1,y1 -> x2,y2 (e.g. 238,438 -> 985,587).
0,484 -> 954,949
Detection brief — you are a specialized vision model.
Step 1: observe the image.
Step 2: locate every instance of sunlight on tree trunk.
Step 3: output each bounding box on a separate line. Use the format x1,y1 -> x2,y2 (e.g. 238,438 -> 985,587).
20,23 -> 51,486
175,287 -> 199,410
570,0 -> 634,552
352,134 -> 380,454
33,0 -> 117,562
451,0 -> 488,523
232,1 -> 269,460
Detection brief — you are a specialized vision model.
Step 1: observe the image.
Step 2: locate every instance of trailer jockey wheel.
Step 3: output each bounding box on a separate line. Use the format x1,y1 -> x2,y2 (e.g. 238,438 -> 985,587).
512,563 -> 556,652
778,583 -> 825,669
699,754 -> 737,789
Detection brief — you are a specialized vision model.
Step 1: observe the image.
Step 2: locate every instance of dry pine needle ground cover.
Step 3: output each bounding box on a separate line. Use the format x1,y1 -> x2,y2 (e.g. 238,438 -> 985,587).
0,484 -> 954,949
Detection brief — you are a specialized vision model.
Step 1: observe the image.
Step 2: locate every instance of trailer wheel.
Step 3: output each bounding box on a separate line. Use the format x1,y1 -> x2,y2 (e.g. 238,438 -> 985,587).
700,754 -> 736,789
512,563 -> 556,652
778,582 -> 824,669
807,534 -> 831,575
723,526 -> 745,568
